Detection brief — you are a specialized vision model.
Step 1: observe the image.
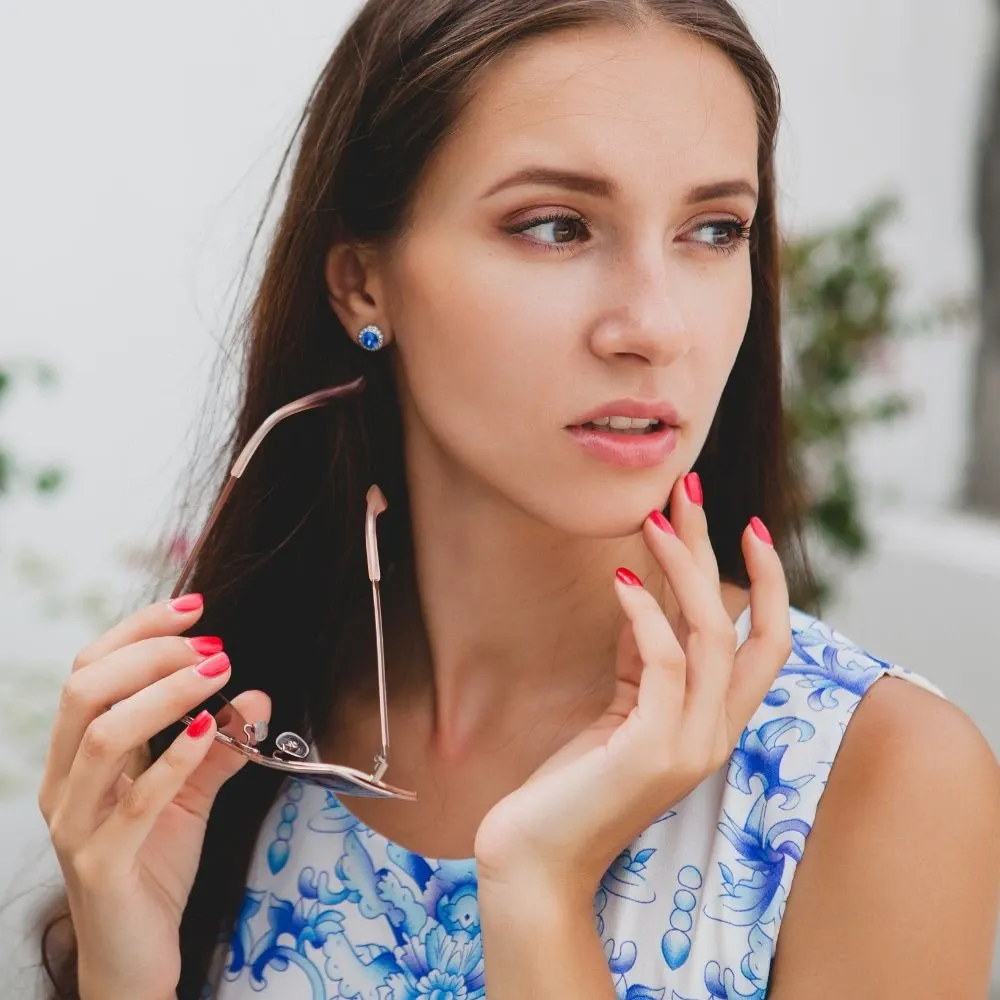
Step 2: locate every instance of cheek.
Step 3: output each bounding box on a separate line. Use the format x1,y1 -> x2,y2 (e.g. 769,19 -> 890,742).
696,259 -> 752,367
719,261 -> 753,360
389,232 -> 579,444
682,260 -> 753,433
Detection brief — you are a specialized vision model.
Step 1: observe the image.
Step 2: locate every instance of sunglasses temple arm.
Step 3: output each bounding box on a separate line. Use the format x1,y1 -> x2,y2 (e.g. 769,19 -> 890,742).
365,485 -> 392,782
171,377 -> 366,601
370,578 -> 390,781
171,478 -> 236,601
167,380 -> 368,754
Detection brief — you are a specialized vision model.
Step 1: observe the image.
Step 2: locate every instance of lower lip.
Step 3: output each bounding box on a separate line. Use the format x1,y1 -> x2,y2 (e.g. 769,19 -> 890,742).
566,424 -> 679,468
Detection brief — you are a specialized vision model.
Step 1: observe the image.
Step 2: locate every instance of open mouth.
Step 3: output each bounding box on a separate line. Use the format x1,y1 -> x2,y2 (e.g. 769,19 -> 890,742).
578,417 -> 664,435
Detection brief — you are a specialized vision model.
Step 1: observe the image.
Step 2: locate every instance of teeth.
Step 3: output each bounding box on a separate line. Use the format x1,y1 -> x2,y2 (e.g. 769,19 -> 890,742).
590,416 -> 656,430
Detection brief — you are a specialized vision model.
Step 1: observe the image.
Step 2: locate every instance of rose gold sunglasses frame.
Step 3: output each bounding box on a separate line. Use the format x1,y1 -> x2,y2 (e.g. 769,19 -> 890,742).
172,376 -> 415,800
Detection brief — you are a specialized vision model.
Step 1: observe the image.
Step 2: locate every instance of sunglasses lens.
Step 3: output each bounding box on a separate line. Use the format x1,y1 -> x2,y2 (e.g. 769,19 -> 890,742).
214,701 -> 254,746
193,692 -> 265,748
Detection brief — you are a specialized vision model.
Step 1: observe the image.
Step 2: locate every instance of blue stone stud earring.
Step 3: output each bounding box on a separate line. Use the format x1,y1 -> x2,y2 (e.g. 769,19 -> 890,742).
357,324 -> 385,352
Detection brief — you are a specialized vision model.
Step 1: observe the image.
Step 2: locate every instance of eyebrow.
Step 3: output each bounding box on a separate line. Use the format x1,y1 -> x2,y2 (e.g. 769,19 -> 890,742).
481,166 -> 758,205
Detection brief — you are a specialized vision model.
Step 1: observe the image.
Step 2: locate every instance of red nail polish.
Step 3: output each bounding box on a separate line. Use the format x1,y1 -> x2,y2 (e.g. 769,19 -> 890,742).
170,593 -> 203,613
684,472 -> 703,506
616,567 -> 643,587
188,636 -> 224,656
185,709 -> 213,739
648,510 -> 676,535
750,516 -> 773,545
194,652 -> 230,678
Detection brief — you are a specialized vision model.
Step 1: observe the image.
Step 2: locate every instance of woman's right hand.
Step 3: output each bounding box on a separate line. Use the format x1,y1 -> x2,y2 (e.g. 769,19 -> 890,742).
37,593 -> 271,1000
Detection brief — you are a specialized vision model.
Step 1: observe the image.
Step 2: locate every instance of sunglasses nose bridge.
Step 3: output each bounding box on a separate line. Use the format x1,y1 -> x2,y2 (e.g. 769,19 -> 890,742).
246,720 -> 269,744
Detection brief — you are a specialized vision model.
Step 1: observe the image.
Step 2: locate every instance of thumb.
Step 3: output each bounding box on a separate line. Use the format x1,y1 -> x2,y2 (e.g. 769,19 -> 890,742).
613,594 -> 645,692
179,689 -> 272,817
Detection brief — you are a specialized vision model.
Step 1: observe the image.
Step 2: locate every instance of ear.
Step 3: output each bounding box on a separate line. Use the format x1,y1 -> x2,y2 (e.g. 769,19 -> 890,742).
324,242 -> 392,347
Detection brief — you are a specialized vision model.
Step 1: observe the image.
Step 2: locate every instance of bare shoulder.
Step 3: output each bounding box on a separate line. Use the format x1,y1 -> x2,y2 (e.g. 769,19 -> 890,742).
842,672 -> 996,773
768,675 -> 1000,998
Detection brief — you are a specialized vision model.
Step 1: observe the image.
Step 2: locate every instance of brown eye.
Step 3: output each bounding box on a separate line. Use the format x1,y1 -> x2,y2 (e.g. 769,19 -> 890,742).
508,212 -> 592,250
532,217 -> 580,243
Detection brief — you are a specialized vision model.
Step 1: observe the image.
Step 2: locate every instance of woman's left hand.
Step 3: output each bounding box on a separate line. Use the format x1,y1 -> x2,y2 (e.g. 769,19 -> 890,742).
474,473 -> 792,902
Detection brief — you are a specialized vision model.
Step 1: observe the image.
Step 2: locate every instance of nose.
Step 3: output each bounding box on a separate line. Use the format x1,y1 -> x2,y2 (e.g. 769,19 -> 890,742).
587,251 -> 690,367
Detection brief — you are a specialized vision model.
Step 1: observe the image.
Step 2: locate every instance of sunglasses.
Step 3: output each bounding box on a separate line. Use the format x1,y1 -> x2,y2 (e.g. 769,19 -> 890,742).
173,376 -> 415,801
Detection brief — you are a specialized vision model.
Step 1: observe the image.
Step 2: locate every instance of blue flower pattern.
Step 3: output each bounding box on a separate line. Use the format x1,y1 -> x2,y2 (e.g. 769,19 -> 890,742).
207,608 -> 944,999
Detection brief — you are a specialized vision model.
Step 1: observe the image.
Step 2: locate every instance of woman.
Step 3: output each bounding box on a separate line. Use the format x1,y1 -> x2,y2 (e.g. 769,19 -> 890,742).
35,0 -> 1000,997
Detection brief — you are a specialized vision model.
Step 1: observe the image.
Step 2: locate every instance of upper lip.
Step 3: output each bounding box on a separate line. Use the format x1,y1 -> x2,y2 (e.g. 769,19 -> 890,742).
569,398 -> 681,427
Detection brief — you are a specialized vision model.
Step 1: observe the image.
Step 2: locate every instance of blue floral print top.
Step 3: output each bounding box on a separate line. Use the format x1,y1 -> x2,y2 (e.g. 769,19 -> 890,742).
203,606 -> 945,999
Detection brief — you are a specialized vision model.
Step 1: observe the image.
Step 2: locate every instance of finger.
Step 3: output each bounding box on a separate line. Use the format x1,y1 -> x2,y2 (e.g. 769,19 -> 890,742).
42,632 -> 224,804
612,609 -> 643,691
50,652 -> 233,851
94,690 -> 271,859
71,593 -> 206,672
666,472 -> 720,593
82,710 -> 219,864
174,689 -> 272,816
643,512 -> 729,635
642,511 -> 735,713
43,590 -> 207,805
727,518 -> 792,733
612,569 -> 686,726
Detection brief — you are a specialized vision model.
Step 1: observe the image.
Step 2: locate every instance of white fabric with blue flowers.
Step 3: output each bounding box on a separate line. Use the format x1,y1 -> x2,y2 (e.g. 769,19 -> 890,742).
204,606 -> 945,999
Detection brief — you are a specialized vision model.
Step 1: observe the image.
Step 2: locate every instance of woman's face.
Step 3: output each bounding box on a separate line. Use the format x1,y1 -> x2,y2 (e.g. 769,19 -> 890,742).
380,20 -> 759,536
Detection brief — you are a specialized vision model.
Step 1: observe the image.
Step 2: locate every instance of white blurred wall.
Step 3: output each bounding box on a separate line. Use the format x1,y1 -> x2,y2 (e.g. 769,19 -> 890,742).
1,0 -> 998,994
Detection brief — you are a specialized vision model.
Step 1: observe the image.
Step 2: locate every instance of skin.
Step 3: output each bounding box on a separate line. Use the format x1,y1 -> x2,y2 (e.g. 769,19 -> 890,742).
38,17 -> 999,1000
39,600 -> 272,1000
323,19 -> 761,854
324,17 -> 1000,996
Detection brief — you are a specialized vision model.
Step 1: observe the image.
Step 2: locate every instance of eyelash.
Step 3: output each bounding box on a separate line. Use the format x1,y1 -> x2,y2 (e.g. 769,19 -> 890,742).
505,212 -> 752,256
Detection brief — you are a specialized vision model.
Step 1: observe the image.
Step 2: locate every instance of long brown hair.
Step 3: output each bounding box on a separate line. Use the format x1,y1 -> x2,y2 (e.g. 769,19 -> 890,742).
36,1 -> 812,996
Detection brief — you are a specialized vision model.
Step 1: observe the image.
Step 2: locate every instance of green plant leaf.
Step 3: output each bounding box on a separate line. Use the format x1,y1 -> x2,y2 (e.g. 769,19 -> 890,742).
34,467 -> 64,494
781,194 -> 959,602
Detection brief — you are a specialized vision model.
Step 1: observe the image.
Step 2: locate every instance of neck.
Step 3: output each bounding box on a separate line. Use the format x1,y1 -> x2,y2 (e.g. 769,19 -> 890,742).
367,427 -> 746,765
407,483 -> 649,756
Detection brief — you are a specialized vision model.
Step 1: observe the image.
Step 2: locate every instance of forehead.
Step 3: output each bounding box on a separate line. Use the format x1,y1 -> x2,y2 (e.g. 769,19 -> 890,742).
426,20 -> 759,204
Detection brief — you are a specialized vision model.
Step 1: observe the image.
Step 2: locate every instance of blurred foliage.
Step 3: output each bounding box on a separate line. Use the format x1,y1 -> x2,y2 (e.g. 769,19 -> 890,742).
782,196 -> 970,607
1,359 -> 71,793
0,359 -> 65,499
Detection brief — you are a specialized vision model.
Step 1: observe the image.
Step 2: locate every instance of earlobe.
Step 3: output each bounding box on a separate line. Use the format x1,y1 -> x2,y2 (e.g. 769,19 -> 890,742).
324,243 -> 391,347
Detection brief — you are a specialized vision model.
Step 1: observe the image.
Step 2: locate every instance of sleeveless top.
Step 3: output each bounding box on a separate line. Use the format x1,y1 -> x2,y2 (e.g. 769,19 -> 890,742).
203,606 -> 946,999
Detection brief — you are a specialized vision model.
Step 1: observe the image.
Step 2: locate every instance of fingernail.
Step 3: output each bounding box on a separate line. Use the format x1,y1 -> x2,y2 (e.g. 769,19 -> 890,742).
648,510 -> 676,535
185,710 -> 213,739
615,567 -> 643,587
750,516 -> 773,545
194,652 -> 230,678
187,636 -> 224,656
169,593 -> 203,613
684,472 -> 703,506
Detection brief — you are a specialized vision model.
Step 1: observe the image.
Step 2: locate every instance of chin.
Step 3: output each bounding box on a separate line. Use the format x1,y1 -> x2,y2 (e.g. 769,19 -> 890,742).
515,480 -> 678,540
565,505 -> 666,539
